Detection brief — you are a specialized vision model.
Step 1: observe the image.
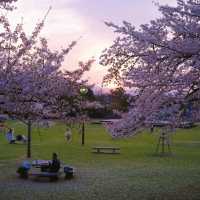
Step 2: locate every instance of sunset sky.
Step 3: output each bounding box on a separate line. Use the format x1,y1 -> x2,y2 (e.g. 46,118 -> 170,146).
9,0 -> 176,88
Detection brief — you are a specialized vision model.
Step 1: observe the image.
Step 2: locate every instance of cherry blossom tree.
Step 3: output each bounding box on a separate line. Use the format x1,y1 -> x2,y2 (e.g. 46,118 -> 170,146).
0,0 -> 17,10
0,1 -> 93,157
100,0 -> 200,138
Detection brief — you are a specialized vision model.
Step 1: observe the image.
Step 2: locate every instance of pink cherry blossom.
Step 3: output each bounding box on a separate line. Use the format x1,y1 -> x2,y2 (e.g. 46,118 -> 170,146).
101,0 -> 200,137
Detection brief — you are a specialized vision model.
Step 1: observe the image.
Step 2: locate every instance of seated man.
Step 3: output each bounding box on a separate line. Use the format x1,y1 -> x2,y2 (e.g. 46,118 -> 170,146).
49,153 -> 60,172
41,153 -> 60,173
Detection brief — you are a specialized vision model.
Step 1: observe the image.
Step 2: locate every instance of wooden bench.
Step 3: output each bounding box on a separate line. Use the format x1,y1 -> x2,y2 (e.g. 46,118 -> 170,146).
92,147 -> 120,154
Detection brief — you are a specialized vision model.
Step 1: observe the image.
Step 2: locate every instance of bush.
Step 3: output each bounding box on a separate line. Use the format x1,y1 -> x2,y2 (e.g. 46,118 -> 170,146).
16,166 -> 29,179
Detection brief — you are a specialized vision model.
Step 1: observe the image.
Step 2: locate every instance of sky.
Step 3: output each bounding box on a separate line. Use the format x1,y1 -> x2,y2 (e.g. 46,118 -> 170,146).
9,0 -> 177,89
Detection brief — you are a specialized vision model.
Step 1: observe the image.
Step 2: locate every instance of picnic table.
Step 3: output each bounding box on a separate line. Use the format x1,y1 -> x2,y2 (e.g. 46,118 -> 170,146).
28,160 -> 74,181
29,160 -> 58,181
92,147 -> 120,154
32,160 -> 50,168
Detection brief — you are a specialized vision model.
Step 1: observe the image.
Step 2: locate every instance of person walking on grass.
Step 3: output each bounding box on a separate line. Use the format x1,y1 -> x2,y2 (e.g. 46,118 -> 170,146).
64,127 -> 72,143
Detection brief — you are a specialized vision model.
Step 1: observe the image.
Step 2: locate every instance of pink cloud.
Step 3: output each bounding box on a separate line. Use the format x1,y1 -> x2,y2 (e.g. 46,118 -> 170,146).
8,0 -> 177,87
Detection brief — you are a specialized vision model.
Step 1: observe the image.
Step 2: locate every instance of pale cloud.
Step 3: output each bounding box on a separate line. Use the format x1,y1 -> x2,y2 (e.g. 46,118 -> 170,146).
16,0 -> 80,10
8,0 -> 177,87
10,0 -> 85,35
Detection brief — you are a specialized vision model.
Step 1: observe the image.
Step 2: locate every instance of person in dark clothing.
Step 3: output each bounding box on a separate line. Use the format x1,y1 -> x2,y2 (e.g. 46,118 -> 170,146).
49,153 -> 60,172
16,134 -> 27,143
41,153 -> 60,173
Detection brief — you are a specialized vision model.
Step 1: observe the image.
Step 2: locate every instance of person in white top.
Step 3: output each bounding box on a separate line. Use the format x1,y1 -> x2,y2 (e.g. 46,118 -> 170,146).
64,127 -> 72,143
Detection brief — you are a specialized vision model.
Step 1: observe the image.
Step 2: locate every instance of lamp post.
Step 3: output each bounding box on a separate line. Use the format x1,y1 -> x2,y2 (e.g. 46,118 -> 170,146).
80,86 -> 88,146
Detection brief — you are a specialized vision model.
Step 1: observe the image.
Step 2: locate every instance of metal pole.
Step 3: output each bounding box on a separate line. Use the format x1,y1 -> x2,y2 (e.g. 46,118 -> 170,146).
27,120 -> 31,158
81,122 -> 85,145
161,132 -> 165,155
80,86 -> 88,146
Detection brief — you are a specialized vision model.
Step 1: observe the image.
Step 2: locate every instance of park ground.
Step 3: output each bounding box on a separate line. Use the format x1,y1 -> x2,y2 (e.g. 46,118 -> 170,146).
0,121 -> 200,200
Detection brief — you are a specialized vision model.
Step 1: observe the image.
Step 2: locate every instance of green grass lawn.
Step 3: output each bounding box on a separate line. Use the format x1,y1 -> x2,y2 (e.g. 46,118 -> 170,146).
0,121 -> 200,200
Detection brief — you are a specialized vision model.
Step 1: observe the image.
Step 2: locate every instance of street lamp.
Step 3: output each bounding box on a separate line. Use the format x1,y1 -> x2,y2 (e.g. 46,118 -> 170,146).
80,87 -> 88,95
80,86 -> 88,146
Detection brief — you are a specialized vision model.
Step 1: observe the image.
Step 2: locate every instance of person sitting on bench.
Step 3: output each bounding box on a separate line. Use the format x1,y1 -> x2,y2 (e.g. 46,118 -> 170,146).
49,153 -> 60,172
41,153 -> 60,173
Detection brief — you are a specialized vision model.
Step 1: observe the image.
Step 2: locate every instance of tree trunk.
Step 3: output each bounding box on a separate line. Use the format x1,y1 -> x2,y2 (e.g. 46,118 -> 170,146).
81,122 -> 85,146
27,120 -> 32,158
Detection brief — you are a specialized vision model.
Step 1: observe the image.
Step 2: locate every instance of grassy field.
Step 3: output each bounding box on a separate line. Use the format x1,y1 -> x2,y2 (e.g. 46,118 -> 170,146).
0,121 -> 200,200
